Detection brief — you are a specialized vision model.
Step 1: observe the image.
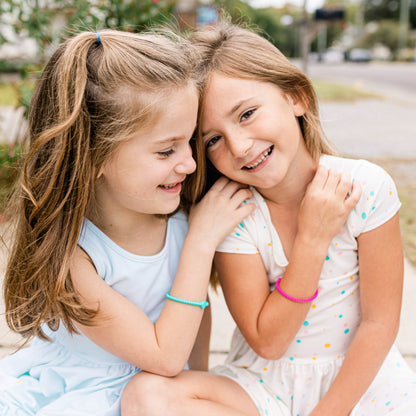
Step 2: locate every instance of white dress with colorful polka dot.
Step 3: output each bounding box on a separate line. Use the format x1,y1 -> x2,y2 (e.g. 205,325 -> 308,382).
213,156 -> 416,416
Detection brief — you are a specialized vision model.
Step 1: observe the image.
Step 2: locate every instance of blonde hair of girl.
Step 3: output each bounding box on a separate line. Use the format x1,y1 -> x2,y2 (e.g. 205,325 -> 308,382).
190,18 -> 337,193
3,29 -> 201,342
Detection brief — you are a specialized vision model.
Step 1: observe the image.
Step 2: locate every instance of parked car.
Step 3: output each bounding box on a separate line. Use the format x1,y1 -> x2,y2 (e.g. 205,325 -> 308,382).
321,48 -> 345,64
347,48 -> 372,62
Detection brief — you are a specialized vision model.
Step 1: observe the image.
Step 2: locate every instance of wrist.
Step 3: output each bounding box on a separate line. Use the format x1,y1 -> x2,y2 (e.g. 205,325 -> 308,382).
293,233 -> 329,258
184,231 -> 218,256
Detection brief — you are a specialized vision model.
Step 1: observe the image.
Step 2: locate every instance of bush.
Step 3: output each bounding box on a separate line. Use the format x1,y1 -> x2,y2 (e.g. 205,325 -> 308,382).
0,143 -> 23,212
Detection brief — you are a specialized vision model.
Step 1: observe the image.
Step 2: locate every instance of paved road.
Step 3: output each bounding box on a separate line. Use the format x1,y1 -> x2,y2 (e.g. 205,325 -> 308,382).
308,61 -> 416,104
308,62 -> 416,159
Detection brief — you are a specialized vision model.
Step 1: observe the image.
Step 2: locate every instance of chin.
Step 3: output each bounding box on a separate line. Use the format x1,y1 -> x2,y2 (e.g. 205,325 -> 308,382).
160,201 -> 181,215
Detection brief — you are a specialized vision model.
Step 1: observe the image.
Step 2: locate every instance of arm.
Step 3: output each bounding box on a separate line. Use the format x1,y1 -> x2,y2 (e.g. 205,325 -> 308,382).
70,178 -> 254,377
310,213 -> 403,416
187,301 -> 211,371
216,167 -> 362,359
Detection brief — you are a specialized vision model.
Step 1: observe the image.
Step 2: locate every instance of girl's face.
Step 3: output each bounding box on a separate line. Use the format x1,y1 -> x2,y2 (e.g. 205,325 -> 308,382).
97,84 -> 198,218
201,73 -> 309,193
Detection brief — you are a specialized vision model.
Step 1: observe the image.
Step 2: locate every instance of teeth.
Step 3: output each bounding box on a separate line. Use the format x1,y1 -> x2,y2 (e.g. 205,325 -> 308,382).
245,147 -> 273,169
160,183 -> 178,189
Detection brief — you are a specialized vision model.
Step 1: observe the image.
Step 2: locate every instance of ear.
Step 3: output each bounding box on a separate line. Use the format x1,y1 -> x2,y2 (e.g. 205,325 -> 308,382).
288,94 -> 307,117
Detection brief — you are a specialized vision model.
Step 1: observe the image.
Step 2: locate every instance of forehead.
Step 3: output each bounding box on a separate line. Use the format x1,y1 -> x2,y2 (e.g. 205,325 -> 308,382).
202,72 -> 285,113
133,83 -> 199,138
124,82 -> 198,130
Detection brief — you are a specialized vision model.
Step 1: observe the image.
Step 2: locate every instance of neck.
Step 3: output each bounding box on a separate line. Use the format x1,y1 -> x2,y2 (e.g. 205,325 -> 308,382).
258,146 -> 318,209
89,189 -> 168,256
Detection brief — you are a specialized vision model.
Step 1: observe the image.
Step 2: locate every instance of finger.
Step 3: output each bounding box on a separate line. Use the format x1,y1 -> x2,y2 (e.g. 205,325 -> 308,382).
209,176 -> 231,192
235,202 -> 256,221
335,173 -> 352,198
230,188 -> 253,207
309,165 -> 329,190
216,180 -> 250,199
324,169 -> 342,192
344,180 -> 362,209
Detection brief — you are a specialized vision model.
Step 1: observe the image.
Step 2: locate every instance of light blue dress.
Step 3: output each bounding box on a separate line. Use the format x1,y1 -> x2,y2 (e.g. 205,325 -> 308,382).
0,212 -> 188,415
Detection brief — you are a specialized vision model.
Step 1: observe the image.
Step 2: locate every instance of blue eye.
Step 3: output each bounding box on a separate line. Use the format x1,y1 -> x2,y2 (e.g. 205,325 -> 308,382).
206,136 -> 221,149
241,109 -> 255,121
158,149 -> 174,157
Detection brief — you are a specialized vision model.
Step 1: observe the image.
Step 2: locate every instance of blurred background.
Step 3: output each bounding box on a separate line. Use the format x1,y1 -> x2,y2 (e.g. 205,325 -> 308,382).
0,0 -> 415,367
0,0 -> 415,198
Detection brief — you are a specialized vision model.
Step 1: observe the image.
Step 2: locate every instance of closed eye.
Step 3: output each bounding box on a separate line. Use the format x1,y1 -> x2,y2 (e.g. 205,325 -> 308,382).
240,109 -> 255,121
158,149 -> 174,157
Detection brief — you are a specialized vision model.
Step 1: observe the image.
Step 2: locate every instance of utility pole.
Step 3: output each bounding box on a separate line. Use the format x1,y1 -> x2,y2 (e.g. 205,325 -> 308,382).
398,0 -> 411,51
300,0 -> 309,74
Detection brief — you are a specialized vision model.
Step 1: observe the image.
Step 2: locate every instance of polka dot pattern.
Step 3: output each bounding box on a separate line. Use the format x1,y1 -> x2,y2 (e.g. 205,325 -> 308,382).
213,156 -> 414,414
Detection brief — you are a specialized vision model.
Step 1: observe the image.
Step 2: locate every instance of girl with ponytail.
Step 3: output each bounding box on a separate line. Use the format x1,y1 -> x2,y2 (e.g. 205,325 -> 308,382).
0,29 -> 254,415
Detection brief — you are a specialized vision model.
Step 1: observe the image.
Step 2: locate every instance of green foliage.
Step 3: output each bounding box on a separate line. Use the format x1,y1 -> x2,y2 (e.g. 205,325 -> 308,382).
0,83 -> 19,107
0,0 -> 175,145
250,8 -> 297,57
0,80 -> 35,117
0,0 -> 174,63
18,83 -> 35,117
212,0 -> 306,57
364,0 -> 416,29
355,20 -> 415,51
0,143 -> 22,180
0,143 -> 23,211
214,0 -> 256,24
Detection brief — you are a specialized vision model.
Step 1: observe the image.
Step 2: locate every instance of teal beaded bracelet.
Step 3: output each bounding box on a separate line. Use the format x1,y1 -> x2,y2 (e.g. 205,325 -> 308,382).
166,293 -> 209,309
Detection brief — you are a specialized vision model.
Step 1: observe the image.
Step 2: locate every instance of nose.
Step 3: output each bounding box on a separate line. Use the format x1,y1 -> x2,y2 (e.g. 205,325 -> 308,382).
176,144 -> 196,175
227,133 -> 253,159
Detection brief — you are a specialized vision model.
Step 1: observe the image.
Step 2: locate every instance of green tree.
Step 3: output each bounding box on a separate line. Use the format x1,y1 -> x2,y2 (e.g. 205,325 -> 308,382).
212,0 -> 304,57
0,0 -> 174,64
355,19 -> 416,49
0,0 -> 175,113
364,0 -> 416,28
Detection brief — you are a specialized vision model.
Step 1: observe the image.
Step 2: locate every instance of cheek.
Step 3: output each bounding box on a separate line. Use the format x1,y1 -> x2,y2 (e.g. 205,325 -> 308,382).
208,151 -> 226,173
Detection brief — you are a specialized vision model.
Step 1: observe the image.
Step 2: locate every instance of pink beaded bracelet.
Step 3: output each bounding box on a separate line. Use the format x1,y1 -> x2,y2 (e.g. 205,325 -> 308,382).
275,278 -> 318,303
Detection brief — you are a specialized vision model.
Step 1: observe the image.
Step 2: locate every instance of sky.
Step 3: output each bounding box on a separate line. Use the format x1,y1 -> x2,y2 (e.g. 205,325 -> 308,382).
248,0 -> 325,12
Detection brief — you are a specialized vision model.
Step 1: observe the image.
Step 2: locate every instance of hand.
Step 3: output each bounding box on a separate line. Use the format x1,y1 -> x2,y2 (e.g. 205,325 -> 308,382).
297,165 -> 361,249
188,177 -> 255,249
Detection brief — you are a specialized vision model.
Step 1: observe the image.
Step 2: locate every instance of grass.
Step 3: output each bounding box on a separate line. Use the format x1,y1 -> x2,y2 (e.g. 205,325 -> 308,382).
369,158 -> 416,267
0,83 -> 20,107
398,184 -> 416,266
312,80 -> 381,102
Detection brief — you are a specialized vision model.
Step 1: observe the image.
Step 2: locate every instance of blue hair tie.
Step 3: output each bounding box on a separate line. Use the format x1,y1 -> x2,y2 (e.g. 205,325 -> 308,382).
95,32 -> 100,44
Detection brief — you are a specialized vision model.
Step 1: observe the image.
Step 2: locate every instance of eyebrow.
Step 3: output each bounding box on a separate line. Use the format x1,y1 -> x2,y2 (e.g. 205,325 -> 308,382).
229,98 -> 253,117
154,137 -> 180,146
202,97 -> 254,138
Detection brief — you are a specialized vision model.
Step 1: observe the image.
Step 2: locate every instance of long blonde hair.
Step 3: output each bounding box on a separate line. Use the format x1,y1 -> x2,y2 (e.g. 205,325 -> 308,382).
4,29 -> 199,341
189,19 -> 336,196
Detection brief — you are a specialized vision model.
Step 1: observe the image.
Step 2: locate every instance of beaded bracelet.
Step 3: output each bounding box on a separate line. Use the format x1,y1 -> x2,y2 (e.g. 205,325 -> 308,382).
275,278 -> 318,303
166,293 -> 209,309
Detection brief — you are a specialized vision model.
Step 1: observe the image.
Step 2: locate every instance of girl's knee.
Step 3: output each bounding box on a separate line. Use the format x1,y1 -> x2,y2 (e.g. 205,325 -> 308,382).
121,372 -> 176,416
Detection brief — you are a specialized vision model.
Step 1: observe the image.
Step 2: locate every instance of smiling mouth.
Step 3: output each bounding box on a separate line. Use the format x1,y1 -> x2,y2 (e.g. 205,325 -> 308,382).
243,146 -> 274,170
159,183 -> 180,189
